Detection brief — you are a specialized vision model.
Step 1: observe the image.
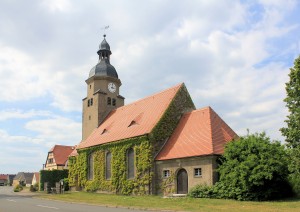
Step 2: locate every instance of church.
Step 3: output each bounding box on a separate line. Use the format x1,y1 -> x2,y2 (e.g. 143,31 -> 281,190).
68,35 -> 238,195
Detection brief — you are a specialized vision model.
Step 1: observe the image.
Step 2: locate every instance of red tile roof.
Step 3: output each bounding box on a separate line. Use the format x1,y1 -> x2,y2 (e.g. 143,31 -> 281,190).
49,145 -> 75,165
33,172 -> 40,183
78,83 -> 183,149
0,174 -> 8,180
156,107 -> 238,160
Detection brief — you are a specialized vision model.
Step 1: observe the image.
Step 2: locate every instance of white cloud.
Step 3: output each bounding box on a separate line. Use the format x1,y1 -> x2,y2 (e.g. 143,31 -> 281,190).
0,109 -> 52,121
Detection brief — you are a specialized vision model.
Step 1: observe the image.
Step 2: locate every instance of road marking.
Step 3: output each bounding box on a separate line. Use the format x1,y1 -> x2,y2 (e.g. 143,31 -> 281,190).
6,199 -> 16,202
36,205 -> 59,210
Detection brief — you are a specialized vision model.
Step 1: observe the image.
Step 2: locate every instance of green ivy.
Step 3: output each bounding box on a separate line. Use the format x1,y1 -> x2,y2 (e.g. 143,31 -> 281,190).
69,136 -> 153,195
40,169 -> 68,191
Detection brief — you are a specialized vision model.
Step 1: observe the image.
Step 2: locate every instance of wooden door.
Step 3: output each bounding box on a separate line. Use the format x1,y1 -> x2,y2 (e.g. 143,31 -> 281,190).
177,169 -> 188,194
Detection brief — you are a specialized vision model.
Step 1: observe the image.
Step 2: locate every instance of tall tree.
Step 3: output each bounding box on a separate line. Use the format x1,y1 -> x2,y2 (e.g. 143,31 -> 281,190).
280,55 -> 300,148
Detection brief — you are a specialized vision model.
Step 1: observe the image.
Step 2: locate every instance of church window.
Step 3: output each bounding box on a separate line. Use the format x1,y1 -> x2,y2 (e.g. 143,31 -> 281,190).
112,98 -> 116,106
127,148 -> 135,179
91,98 -> 93,106
87,99 -> 90,107
107,97 -> 111,105
88,153 -> 94,180
163,170 -> 170,178
194,168 -> 202,177
105,151 -> 112,180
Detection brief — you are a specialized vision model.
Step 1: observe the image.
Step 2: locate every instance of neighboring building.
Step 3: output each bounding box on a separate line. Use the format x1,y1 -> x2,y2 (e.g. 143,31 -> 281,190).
68,35 -> 238,195
0,174 -> 8,186
13,172 -> 34,187
32,172 -> 40,185
7,174 -> 16,186
44,145 -> 75,170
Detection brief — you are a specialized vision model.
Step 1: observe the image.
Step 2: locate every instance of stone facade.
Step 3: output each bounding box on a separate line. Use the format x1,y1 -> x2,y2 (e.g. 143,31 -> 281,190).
155,155 -> 219,195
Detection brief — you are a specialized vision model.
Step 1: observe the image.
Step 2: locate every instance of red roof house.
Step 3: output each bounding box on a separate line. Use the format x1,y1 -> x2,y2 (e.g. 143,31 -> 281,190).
45,145 -> 75,170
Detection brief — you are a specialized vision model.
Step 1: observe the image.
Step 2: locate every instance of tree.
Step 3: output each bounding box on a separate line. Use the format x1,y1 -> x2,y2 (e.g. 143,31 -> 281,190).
215,132 -> 293,201
280,55 -> 300,148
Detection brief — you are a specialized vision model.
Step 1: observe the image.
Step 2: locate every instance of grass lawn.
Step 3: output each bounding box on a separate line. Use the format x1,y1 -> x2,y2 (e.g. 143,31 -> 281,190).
37,192 -> 300,212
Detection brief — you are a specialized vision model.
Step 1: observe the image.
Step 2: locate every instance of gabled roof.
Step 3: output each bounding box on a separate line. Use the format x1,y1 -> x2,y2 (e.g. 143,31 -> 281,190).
78,83 -> 183,149
48,145 -> 75,165
0,174 -> 8,180
156,107 -> 238,160
13,172 -> 34,183
33,172 -> 40,183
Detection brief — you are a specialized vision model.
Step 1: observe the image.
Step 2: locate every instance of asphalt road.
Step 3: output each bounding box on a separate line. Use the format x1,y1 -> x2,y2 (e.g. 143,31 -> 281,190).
0,186 -> 147,212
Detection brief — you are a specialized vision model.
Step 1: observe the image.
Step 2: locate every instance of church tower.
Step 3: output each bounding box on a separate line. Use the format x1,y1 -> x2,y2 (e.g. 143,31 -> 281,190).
82,35 -> 125,140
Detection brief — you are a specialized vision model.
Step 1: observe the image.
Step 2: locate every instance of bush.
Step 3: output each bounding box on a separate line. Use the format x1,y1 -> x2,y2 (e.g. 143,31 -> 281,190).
188,184 -> 215,198
30,183 -> 39,192
14,184 -> 23,192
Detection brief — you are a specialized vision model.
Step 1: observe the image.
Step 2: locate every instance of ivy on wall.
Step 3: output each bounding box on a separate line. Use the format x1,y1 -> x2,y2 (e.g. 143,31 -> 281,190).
40,169 -> 68,191
69,136 -> 153,195
69,83 -> 196,195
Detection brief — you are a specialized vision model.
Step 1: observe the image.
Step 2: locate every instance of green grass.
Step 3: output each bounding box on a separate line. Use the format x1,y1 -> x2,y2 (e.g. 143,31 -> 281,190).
36,192 -> 300,212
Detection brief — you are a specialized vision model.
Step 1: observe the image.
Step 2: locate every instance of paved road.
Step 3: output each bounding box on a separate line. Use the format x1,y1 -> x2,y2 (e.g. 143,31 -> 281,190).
0,186 -> 148,212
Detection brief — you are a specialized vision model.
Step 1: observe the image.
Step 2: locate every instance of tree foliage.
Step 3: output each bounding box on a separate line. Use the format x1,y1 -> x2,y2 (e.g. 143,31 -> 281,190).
280,55 -> 300,148
215,132 -> 293,200
189,133 -> 293,200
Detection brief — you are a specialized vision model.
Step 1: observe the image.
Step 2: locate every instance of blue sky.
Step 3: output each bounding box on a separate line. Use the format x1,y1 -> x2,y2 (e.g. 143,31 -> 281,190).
0,0 -> 299,174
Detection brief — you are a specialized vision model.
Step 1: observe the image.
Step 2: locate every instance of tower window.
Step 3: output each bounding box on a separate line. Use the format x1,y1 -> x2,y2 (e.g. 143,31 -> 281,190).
87,99 -> 90,107
112,98 -> 116,106
89,85 -> 91,89
107,97 -> 111,105
91,98 -> 93,106
89,115 -> 91,120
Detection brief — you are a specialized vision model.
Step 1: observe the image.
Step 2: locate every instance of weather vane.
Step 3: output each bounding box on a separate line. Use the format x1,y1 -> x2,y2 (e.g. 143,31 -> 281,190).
101,25 -> 109,37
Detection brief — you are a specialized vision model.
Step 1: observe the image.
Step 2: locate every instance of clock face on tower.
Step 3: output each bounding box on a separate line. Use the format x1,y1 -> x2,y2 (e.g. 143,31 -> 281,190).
108,82 -> 116,93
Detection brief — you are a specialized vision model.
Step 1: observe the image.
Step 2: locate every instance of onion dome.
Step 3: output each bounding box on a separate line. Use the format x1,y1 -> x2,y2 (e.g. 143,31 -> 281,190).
89,34 -> 118,79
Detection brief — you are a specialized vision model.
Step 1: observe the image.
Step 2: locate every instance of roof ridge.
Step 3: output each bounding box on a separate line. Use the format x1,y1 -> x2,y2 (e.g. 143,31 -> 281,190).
207,107 -> 215,153
112,83 -> 183,112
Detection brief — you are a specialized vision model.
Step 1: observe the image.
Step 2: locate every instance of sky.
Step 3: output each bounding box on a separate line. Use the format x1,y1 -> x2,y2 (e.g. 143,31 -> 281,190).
0,0 -> 299,174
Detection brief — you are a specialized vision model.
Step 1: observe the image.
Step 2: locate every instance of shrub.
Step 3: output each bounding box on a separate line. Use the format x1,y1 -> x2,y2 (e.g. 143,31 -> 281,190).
14,184 -> 23,192
188,184 -> 215,198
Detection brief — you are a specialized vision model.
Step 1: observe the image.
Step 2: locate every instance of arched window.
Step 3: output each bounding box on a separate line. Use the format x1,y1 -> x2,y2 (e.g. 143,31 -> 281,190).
87,153 -> 94,180
127,148 -> 135,179
106,151 -> 112,180
107,97 -> 111,105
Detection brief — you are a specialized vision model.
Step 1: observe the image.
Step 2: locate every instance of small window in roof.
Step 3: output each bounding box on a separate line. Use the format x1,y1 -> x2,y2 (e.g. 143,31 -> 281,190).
128,120 -> 137,127
101,129 -> 108,134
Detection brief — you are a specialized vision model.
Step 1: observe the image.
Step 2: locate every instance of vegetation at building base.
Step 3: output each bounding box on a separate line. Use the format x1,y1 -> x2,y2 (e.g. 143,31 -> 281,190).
189,132 -> 294,201
30,183 -> 39,192
68,84 -> 195,195
280,55 -> 300,195
13,184 -> 23,192
40,169 -> 69,191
